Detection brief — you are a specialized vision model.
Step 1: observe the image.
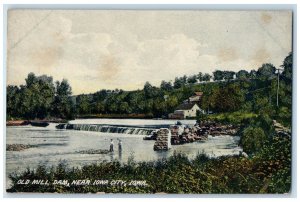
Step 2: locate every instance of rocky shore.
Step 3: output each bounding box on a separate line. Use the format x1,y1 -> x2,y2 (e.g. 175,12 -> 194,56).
197,121 -> 239,136
146,121 -> 239,146
7,119 -> 68,126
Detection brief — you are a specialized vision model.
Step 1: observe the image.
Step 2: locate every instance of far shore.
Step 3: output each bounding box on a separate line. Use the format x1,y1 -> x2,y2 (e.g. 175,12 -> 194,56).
6,114 -> 198,126
6,119 -> 68,126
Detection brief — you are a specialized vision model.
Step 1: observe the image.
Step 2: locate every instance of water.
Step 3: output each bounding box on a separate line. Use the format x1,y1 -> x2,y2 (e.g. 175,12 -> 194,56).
6,119 -> 242,188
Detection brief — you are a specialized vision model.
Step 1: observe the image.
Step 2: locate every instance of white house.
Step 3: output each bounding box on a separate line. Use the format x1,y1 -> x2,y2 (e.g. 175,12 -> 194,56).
169,103 -> 204,119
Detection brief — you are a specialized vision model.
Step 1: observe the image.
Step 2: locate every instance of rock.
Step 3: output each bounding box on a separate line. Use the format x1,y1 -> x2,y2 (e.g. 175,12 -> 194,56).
56,124 -> 66,129
76,149 -> 110,154
272,120 -> 291,136
153,128 -> 171,151
239,151 -> 249,158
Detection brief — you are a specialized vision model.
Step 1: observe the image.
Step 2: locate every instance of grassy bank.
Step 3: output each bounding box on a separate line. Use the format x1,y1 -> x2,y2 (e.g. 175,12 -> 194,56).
7,135 -> 291,194
203,112 -> 258,125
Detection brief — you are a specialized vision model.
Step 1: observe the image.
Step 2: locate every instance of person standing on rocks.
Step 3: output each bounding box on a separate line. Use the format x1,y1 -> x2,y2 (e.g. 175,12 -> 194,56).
110,139 -> 114,152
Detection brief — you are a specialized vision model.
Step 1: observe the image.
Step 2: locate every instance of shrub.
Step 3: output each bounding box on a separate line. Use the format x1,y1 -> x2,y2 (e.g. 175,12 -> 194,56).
240,126 -> 267,154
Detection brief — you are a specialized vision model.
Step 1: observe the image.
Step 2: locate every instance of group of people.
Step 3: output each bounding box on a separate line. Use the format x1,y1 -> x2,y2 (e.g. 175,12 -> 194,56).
110,138 -> 122,152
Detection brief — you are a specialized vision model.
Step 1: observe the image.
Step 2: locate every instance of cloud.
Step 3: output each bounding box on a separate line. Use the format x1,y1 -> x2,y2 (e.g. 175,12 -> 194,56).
7,10 -> 292,94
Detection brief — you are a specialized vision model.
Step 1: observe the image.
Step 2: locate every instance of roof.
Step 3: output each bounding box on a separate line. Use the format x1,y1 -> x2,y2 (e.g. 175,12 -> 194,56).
189,95 -> 201,101
194,92 -> 203,96
176,103 -> 199,110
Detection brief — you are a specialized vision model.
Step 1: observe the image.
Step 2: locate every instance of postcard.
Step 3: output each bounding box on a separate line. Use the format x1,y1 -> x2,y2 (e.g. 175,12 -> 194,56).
6,9 -> 293,194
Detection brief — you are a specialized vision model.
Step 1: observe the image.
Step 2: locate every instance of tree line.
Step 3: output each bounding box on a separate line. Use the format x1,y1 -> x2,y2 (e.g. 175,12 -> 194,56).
7,52 -> 292,125
7,73 -> 74,120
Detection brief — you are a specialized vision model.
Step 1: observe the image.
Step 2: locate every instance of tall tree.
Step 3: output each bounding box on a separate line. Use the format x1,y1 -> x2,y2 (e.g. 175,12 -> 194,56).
143,81 -> 161,98
160,80 -> 173,91
211,83 -> 245,112
249,70 -> 257,79
187,75 -> 197,84
25,72 -> 37,87
197,72 -> 203,82
53,79 -> 74,119
77,95 -> 91,115
182,75 -> 187,84
7,85 -> 21,119
257,63 -> 276,80
236,70 -> 249,80
20,73 -> 55,119
213,70 -> 224,81
174,77 -> 184,89
281,52 -> 292,85
223,71 -> 235,81
202,73 -> 212,82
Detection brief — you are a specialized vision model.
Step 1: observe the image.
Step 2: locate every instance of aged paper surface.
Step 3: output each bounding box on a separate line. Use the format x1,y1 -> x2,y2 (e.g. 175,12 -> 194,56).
6,10 -> 293,194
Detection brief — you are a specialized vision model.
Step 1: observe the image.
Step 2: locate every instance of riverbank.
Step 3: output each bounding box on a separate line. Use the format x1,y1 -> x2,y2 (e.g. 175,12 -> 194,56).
77,114 -> 156,119
6,119 -> 69,126
7,134 -> 290,194
6,144 -> 37,151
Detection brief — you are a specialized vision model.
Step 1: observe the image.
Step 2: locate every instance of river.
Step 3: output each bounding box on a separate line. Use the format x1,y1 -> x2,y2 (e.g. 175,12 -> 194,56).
6,118 -> 242,188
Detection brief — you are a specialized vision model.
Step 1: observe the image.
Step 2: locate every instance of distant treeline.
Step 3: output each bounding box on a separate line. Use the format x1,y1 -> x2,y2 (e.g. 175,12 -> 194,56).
7,53 -> 292,126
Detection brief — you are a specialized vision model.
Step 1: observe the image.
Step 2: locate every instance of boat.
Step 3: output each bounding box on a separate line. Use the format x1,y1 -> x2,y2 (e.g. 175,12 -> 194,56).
30,121 -> 49,127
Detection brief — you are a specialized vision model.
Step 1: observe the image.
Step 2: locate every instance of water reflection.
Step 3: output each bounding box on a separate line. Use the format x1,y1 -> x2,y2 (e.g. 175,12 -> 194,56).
110,152 -> 114,162
118,149 -> 122,161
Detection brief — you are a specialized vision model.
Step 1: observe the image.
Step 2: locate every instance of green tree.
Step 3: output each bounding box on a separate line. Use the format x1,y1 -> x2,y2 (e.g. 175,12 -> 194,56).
143,82 -> 161,98
76,95 -> 91,114
6,85 -> 21,119
20,73 -> 55,119
211,83 -> 245,112
25,72 -> 37,87
160,80 -> 173,91
174,77 -> 184,89
236,70 -> 249,80
197,72 -> 203,82
153,98 -> 167,117
223,71 -> 235,81
166,95 -> 179,112
249,70 -> 257,79
187,75 -> 197,84
253,95 -> 275,116
240,126 -> 267,154
119,102 -> 131,114
202,73 -> 212,82
257,63 -> 276,80
182,75 -> 187,84
91,101 -> 105,114
213,70 -> 224,81
37,76 -> 55,118
281,52 -> 292,85
53,79 -> 74,119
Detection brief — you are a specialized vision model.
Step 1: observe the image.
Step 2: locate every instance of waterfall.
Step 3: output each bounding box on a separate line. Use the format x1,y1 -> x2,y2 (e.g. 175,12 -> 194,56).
66,124 -> 155,135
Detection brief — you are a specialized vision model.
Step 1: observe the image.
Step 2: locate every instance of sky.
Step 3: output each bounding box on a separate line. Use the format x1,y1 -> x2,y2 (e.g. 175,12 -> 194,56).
7,10 -> 292,95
